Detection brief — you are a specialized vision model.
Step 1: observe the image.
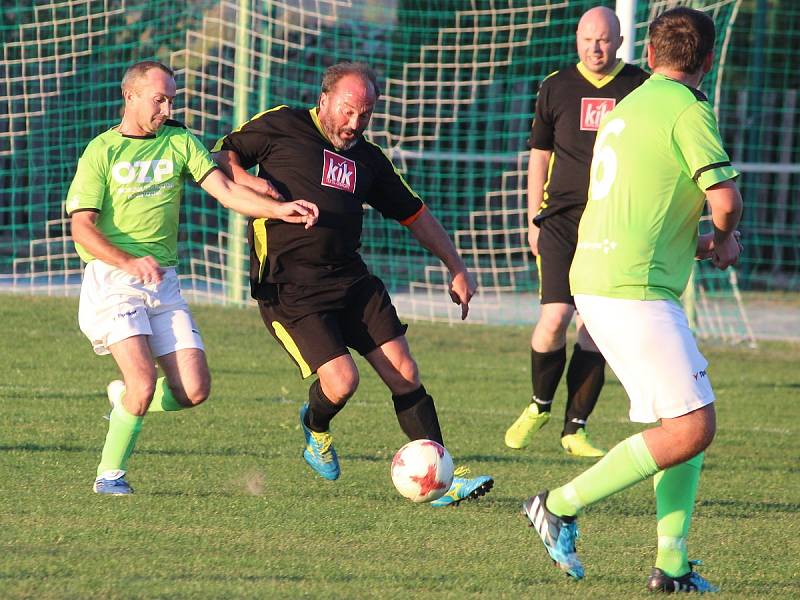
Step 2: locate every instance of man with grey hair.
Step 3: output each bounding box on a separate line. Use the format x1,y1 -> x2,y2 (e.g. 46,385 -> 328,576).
505,6 -> 649,457
213,62 -> 494,507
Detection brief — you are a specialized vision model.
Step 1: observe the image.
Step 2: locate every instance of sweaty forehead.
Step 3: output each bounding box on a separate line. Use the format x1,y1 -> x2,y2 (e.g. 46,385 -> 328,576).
331,75 -> 376,107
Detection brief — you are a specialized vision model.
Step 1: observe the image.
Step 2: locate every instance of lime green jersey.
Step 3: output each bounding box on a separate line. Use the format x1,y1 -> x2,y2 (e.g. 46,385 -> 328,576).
569,74 -> 739,303
65,120 -> 217,266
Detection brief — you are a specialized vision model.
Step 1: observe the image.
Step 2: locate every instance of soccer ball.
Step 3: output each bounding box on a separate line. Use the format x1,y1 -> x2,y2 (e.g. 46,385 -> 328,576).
390,439 -> 454,503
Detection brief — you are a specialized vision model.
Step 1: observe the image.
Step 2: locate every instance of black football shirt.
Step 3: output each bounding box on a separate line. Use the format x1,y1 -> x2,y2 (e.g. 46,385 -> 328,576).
528,61 -> 649,221
214,106 -> 424,288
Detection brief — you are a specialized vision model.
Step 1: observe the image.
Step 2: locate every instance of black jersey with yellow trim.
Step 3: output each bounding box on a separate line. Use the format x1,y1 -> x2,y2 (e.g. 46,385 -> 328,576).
215,105 -> 424,290
528,61 -> 649,222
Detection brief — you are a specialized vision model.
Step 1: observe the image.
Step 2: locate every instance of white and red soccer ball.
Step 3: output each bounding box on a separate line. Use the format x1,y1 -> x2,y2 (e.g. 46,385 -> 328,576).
391,439 -> 454,503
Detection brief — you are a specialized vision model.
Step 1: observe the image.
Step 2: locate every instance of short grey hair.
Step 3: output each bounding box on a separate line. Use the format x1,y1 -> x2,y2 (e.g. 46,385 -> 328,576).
121,61 -> 174,95
321,62 -> 381,99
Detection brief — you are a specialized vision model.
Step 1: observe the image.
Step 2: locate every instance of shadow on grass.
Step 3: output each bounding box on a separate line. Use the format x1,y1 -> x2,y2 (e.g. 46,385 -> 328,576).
747,381 -> 800,389
0,443 -> 93,454
451,453 -> 581,467
698,498 -> 800,515
0,442 -> 274,459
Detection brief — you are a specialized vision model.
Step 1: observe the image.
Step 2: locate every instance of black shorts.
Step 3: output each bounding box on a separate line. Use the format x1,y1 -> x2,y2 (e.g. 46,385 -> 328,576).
257,275 -> 407,378
536,206 -> 583,305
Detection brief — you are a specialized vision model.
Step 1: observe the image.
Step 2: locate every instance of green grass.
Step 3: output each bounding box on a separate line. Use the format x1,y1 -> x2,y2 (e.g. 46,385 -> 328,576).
1,295 -> 798,599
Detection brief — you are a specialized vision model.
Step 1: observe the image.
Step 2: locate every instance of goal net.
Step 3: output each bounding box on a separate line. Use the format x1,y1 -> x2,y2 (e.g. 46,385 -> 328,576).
0,1 -> 788,344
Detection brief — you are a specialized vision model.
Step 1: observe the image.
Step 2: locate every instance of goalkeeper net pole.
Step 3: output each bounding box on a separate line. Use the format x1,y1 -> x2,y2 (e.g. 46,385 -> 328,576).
225,0 -> 251,305
616,0 -> 636,63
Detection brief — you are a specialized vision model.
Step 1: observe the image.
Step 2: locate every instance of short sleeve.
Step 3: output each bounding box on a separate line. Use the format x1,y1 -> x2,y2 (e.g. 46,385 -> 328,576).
528,77 -> 555,150
184,130 -> 218,184
673,101 -> 739,190
212,107 -> 286,169
65,140 -> 107,215
364,142 -> 424,223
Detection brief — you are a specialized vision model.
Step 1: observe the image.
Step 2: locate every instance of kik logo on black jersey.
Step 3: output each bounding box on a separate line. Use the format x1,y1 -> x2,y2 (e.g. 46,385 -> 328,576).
321,149 -> 357,193
580,98 -> 616,131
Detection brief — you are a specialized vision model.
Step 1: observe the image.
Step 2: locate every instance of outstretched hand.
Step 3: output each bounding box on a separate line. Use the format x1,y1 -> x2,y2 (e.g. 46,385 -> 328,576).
449,270 -> 478,320
275,199 -> 320,229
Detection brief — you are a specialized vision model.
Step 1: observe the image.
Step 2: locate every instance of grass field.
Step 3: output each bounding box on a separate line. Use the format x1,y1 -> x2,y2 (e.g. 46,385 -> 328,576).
1,295 -> 798,599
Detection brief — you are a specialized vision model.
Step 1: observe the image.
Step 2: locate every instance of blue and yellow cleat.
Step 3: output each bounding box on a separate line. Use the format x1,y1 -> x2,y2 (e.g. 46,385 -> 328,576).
299,403 -> 340,480
93,470 -> 133,495
430,466 -> 493,507
647,560 -> 719,593
521,490 -> 584,579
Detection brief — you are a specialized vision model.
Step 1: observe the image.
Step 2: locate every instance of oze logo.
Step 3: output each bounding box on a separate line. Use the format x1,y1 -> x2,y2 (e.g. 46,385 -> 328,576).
112,159 -> 174,184
580,98 -> 616,131
320,149 -> 356,193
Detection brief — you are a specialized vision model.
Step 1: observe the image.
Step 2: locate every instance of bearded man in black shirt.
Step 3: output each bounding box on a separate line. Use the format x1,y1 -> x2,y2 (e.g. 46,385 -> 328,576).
213,62 -> 493,507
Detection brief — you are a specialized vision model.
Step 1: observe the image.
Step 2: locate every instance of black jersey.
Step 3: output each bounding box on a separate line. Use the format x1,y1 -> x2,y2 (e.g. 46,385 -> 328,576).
528,61 -> 649,221
214,106 -> 424,290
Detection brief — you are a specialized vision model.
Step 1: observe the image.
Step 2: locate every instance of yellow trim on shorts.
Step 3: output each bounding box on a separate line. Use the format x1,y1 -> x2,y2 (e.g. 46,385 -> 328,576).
272,321 -> 312,379
541,151 -> 556,209
536,253 -> 543,301
252,218 -> 268,281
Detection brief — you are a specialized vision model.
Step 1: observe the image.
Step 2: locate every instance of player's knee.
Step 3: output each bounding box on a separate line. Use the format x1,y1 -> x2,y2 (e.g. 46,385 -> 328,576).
321,369 -> 359,403
536,309 -> 572,339
576,327 -> 599,352
668,405 -> 716,459
124,379 -> 157,416
696,417 -> 716,452
183,376 -> 211,407
396,356 -> 420,389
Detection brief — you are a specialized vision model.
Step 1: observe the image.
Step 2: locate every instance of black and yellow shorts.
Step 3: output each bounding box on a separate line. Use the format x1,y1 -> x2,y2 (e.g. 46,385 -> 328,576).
257,275 -> 407,378
536,206 -> 583,306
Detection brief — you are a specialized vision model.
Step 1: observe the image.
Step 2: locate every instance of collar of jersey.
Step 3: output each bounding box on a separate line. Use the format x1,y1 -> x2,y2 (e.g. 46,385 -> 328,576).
650,72 -> 703,94
576,59 -> 626,89
308,107 -> 331,144
112,124 -> 157,140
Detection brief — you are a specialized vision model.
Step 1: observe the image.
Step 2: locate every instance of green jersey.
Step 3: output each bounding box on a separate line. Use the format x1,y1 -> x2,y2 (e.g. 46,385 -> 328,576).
569,73 -> 739,303
65,120 -> 217,266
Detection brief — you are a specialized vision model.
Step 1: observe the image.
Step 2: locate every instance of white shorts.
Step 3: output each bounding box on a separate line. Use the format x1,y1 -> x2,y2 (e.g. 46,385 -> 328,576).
78,260 -> 204,357
574,295 -> 714,423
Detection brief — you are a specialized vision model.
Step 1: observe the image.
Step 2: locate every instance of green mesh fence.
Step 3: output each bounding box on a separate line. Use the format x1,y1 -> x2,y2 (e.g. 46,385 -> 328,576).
0,0 -> 796,341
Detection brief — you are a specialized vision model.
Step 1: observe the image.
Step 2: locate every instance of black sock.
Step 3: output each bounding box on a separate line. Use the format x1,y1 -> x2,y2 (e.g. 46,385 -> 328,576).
531,346 -> 567,413
563,344 -> 606,436
305,379 -> 344,433
392,385 -> 444,446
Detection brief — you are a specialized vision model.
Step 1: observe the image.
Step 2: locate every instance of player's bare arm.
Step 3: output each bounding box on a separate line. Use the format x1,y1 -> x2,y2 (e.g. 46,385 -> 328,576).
406,208 -> 477,320
527,148 -> 552,256
705,179 -> 743,269
212,150 -> 284,200
200,169 -> 319,229
70,211 -> 164,283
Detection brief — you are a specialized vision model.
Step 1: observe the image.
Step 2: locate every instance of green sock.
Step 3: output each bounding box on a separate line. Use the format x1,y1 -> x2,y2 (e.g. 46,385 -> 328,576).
547,432 -> 659,517
147,377 -> 184,412
654,452 -> 704,577
97,402 -> 144,477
